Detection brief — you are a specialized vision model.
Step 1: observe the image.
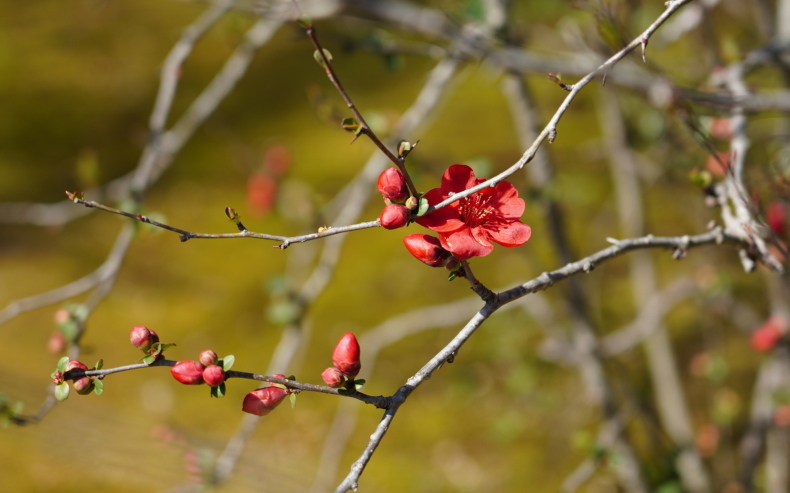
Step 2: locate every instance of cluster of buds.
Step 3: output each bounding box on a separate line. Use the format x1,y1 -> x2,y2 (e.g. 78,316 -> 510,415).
170,349 -> 235,398
51,357 -> 104,401
321,332 -> 364,390
377,167 -> 415,230
241,374 -> 294,416
129,325 -> 174,364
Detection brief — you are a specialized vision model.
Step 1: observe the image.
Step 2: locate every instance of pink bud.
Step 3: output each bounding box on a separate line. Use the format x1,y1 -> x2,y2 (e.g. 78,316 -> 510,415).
321,367 -> 345,388
170,361 -> 206,385
130,325 -> 159,351
48,331 -> 66,354
332,333 -> 361,378
377,167 -> 409,203
751,316 -> 787,353
199,350 -> 218,366
203,365 -> 225,387
403,234 -> 450,267
241,386 -> 289,416
65,360 -> 88,373
379,204 -> 410,230
73,377 -> 95,395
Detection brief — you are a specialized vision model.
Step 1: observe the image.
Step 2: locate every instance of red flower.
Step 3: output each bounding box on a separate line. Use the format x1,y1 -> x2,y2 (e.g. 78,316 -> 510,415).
751,316 -> 787,353
416,165 -> 531,260
403,234 -> 450,267
332,332 -> 361,378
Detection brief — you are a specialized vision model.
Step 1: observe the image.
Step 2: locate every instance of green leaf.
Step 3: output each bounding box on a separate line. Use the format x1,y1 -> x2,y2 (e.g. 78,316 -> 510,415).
55,383 -> 70,401
210,383 -> 226,398
354,379 -> 365,390
313,48 -> 333,68
57,356 -> 69,372
93,380 -> 104,396
289,393 -> 297,408
94,359 -> 103,370
142,355 -> 156,365
416,196 -> 430,217
222,355 -> 235,371
296,16 -> 311,29
341,117 -> 360,134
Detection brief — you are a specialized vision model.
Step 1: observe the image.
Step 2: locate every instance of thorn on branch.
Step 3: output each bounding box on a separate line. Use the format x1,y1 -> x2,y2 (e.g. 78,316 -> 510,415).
641,37 -> 648,63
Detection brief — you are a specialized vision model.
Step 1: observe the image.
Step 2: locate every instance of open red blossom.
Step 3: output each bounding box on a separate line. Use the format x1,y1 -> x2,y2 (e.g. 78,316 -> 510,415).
416,165 -> 531,260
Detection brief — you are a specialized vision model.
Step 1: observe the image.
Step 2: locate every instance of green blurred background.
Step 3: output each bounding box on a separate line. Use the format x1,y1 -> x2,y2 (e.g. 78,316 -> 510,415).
0,1 -> 784,491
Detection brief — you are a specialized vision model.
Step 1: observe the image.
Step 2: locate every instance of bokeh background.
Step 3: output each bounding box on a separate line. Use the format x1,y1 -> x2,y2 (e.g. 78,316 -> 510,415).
1,1 -> 788,492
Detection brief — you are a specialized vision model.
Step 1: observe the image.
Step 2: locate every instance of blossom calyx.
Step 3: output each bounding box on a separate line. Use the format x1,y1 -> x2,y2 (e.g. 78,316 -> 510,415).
170,361 -> 206,385
379,204 -> 410,230
130,325 -> 159,351
403,234 -> 451,267
332,332 -> 361,378
377,167 -> 409,203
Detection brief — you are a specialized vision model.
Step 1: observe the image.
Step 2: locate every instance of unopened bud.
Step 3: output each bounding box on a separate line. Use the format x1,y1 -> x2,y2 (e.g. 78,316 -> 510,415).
241,386 -> 289,416
203,365 -> 225,387
170,361 -> 206,385
73,377 -> 95,395
379,204 -> 410,230
403,234 -> 451,267
199,350 -> 219,366
130,325 -> 159,351
332,333 -> 361,378
321,367 -> 345,388
377,167 -> 409,203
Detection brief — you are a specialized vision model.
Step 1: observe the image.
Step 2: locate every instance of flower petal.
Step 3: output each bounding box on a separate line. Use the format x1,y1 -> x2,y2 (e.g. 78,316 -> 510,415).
441,165 -> 476,193
485,221 -> 532,247
440,228 -> 494,260
486,182 -> 524,220
416,188 -> 464,232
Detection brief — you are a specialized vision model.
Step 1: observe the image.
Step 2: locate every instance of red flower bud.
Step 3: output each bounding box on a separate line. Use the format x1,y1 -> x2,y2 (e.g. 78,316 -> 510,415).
130,325 -> 159,351
203,365 -> 225,387
377,167 -> 409,203
48,331 -> 66,354
170,361 -> 206,385
64,360 -> 88,373
241,386 -> 289,416
199,350 -> 218,366
403,234 -> 450,267
321,367 -> 345,388
751,316 -> 787,353
73,377 -> 95,395
379,204 -> 410,230
332,332 -> 361,378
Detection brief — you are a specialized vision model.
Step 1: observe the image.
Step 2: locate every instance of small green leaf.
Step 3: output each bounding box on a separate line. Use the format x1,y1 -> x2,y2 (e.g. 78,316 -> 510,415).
416,197 -> 430,217
142,355 -> 157,365
55,383 -> 70,401
57,356 -> 69,372
354,379 -> 365,390
94,359 -> 103,370
210,383 -> 226,398
289,393 -> 297,408
296,16 -> 311,29
93,380 -> 104,395
222,355 -> 235,371
341,117 -> 360,134
313,48 -> 333,68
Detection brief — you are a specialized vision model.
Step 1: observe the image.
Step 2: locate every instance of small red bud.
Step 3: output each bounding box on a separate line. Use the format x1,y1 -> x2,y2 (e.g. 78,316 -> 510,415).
403,234 -> 451,267
241,386 -> 289,416
199,350 -> 219,366
377,167 -> 409,203
203,365 -> 225,387
170,361 -> 206,385
321,367 -> 345,388
332,333 -> 361,378
73,377 -> 95,395
65,360 -> 88,373
130,325 -> 159,351
48,331 -> 66,354
379,204 -> 410,230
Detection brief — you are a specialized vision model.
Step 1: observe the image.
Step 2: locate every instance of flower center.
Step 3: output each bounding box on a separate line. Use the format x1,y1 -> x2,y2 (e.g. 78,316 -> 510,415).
458,192 -> 497,227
